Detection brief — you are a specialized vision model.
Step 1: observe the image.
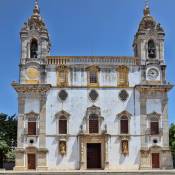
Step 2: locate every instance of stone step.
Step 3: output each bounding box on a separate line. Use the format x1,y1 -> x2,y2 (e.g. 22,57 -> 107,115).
0,171 -> 175,175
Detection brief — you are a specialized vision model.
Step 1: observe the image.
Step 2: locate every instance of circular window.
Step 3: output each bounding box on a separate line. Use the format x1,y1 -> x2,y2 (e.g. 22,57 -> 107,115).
58,90 -> 68,101
119,90 -> 129,102
89,90 -> 98,102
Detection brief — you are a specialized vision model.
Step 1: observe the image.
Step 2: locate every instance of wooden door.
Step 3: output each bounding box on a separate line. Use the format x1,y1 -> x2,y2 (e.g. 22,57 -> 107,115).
28,154 -> 36,170
87,143 -> 101,169
152,153 -> 160,168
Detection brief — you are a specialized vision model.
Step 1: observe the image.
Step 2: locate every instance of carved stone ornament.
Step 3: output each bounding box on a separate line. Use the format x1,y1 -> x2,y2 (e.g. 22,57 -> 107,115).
117,110 -> 132,119
26,67 -> 39,79
137,6 -> 164,33
21,0 -> 47,32
85,105 -> 101,119
59,141 -> 66,156
121,140 -> 129,155
58,90 -> 68,101
55,110 -> 70,119
89,90 -> 98,102
147,111 -> 161,121
12,82 -> 51,94
119,90 -> 129,102
25,111 -> 39,121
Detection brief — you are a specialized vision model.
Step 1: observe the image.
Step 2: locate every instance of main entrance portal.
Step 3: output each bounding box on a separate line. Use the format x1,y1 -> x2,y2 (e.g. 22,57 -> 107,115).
87,143 -> 101,169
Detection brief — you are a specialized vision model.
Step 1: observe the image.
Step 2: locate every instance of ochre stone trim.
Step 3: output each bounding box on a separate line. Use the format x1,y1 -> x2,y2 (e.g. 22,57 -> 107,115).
78,133 -> 110,170
136,84 -> 173,93
12,82 -> 51,93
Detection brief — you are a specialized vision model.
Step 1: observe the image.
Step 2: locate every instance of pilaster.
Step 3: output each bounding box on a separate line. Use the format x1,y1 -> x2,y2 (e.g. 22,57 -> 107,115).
161,93 -> 169,147
17,93 -> 25,148
140,93 -> 147,148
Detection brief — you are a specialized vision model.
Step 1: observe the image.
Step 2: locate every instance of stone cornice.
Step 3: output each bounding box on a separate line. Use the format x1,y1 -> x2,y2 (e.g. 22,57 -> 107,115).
12,82 -> 51,94
135,84 -> 174,92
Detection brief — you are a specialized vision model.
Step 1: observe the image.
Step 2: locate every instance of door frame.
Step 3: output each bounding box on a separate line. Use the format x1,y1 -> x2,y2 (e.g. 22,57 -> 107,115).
79,135 -> 106,170
25,146 -> 37,170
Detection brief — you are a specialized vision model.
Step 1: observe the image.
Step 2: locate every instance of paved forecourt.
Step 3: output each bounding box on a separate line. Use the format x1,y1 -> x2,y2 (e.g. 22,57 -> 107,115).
0,170 -> 175,175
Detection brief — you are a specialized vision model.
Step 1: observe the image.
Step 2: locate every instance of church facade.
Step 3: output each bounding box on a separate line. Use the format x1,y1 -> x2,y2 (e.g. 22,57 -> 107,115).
13,0 -> 173,171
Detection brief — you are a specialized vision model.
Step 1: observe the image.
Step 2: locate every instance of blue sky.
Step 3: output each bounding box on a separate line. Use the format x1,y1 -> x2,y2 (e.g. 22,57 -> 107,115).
0,0 -> 174,124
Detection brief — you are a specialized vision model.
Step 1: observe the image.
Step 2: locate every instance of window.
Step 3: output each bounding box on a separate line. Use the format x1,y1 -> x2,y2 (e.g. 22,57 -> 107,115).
120,116 -> 128,134
117,66 -> 129,87
28,121 -> 36,136
148,40 -> 156,58
26,112 -> 38,136
30,39 -> 38,58
150,121 -> 159,135
57,66 -> 68,87
59,116 -> 67,134
89,114 -> 99,134
121,140 -> 129,155
90,71 -> 98,84
87,66 -> 99,87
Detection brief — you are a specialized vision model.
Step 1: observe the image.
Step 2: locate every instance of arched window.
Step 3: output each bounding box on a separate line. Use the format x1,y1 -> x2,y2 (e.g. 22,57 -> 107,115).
120,116 -> 128,134
59,115 -> 67,134
89,114 -> 99,134
148,40 -> 156,58
30,39 -> 38,58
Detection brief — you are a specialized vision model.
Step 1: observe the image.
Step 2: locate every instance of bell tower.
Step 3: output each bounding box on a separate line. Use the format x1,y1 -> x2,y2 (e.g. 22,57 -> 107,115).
133,3 -> 166,84
135,2 -> 173,170
20,0 -> 51,84
13,1 -> 51,171
133,3 -> 165,65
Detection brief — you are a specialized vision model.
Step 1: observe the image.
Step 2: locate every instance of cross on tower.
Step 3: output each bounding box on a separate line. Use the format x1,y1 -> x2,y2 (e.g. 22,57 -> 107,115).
145,0 -> 149,8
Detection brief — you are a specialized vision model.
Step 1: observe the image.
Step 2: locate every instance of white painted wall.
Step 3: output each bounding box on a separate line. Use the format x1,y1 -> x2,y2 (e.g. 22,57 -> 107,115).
45,88 -> 141,170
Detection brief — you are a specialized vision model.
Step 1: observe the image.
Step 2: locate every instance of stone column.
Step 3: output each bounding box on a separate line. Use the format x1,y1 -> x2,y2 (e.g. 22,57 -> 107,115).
17,93 -> 25,148
79,135 -> 85,170
161,150 -> 173,169
161,66 -> 166,84
140,93 -> 147,148
139,92 -> 150,169
161,93 -> 173,169
104,135 -> 109,170
140,150 -> 151,169
141,65 -> 146,82
37,92 -> 48,170
161,93 -> 169,147
14,93 -> 26,171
